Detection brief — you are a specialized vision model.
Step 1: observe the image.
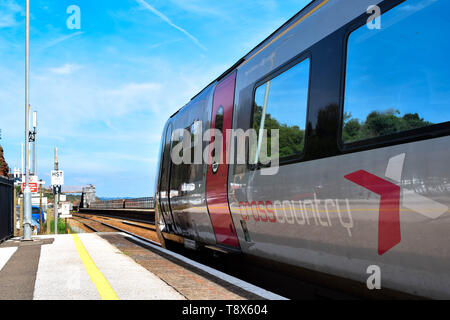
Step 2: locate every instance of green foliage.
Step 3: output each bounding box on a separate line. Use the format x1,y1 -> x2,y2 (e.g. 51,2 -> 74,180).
43,218 -> 73,234
252,104 -> 305,162
342,118 -> 361,142
343,110 -> 432,143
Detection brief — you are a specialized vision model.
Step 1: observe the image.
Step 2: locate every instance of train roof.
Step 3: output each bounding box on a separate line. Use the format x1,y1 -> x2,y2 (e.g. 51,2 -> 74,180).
171,0 -> 317,119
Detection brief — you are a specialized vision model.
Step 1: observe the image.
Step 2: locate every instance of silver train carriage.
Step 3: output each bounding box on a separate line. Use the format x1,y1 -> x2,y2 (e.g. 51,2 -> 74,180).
154,0 -> 450,299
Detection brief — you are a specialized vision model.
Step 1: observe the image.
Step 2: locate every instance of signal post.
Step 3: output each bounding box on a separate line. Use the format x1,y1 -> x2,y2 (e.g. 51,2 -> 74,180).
51,148 -> 64,235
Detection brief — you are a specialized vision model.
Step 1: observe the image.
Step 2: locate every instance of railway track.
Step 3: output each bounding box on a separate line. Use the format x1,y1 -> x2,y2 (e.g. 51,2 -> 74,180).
72,213 -> 160,244
78,208 -> 155,224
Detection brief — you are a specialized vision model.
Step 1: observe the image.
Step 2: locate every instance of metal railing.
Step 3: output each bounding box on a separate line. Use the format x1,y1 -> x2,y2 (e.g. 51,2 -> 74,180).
89,197 -> 155,210
0,177 -> 14,243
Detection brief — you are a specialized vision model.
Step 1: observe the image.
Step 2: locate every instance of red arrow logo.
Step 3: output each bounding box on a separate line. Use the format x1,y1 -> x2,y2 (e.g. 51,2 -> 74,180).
345,170 -> 402,256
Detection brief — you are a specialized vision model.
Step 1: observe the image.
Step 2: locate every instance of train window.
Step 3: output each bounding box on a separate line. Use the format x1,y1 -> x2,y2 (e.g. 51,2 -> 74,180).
212,106 -> 224,160
170,126 -> 192,196
251,58 -> 310,165
188,121 -> 203,184
343,0 -> 450,144
190,121 -> 201,148
215,106 -> 224,133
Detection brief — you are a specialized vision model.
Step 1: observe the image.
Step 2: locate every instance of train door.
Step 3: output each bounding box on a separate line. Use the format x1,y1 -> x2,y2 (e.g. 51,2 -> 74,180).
159,123 -> 177,231
205,71 -> 240,249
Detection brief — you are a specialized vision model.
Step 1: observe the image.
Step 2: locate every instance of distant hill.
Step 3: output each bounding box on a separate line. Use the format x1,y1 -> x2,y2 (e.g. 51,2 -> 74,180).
98,197 -> 135,201
41,187 -> 81,205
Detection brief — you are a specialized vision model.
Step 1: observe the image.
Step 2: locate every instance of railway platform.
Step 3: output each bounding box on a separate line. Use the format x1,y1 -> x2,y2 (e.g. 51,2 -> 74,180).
0,232 -> 282,300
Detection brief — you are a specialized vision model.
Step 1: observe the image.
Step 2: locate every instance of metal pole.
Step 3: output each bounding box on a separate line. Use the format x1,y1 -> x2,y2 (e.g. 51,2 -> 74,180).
14,187 -> 17,237
39,180 -> 43,234
33,141 -> 36,175
23,0 -> 32,241
54,193 -> 57,234
32,111 -> 37,176
46,186 -> 51,234
20,196 -> 23,236
255,81 -> 271,165
54,148 -> 59,235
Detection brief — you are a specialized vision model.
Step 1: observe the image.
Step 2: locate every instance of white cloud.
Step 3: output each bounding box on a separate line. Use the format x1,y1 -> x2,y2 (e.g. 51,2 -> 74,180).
49,63 -> 84,75
100,82 -> 163,115
0,0 -> 23,28
136,0 -> 206,51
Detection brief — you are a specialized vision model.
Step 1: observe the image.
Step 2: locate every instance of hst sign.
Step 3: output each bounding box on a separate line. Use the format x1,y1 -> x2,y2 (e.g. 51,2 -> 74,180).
51,170 -> 64,186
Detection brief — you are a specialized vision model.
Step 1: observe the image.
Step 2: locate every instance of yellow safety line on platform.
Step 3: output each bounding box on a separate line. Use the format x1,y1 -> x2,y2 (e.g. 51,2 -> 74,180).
72,234 -> 119,300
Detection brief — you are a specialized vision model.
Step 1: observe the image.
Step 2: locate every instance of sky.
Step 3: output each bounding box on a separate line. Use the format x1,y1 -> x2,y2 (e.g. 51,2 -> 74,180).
0,0 -> 311,197
345,0 -> 450,125
255,57 -> 310,129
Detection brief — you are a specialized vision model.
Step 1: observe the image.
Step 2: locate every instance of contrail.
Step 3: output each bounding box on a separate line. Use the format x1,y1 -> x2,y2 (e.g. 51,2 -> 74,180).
136,0 -> 206,51
41,31 -> 84,50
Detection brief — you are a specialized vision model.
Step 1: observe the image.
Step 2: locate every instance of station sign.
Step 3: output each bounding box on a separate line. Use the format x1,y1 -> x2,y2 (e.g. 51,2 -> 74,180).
22,175 -> 39,193
59,203 -> 72,219
51,171 -> 64,186
22,182 -> 38,193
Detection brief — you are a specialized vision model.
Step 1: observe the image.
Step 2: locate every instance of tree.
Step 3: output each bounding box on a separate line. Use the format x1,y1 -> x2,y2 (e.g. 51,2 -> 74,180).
252,104 -> 305,161
402,113 -> 432,130
343,109 -> 433,142
0,145 -> 9,177
343,118 -> 361,142
363,110 -> 403,138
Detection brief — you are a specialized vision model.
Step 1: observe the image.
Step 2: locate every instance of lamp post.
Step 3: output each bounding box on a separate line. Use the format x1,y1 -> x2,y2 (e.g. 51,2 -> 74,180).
23,0 -> 32,241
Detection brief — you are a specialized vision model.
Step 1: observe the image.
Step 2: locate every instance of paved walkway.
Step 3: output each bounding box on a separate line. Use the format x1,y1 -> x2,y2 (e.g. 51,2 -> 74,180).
0,234 -> 184,300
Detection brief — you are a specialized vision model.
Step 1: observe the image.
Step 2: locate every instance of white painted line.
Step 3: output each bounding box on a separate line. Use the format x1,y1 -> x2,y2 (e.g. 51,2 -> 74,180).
0,247 -> 18,272
121,233 -> 289,300
95,232 -> 125,236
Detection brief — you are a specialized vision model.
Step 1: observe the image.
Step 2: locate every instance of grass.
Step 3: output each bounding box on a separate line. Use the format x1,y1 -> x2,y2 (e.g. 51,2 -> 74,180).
43,218 -> 74,234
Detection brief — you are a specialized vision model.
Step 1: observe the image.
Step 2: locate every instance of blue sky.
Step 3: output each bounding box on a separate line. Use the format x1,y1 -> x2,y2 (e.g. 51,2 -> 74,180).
0,0 -> 310,197
255,57 -> 310,129
345,0 -> 450,125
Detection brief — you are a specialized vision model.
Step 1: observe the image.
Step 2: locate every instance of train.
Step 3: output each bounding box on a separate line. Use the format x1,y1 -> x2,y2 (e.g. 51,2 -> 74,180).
154,0 -> 450,299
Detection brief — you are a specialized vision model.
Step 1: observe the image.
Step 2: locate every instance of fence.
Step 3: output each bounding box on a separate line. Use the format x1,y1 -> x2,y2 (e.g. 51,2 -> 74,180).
0,177 -> 14,243
89,197 -> 155,210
